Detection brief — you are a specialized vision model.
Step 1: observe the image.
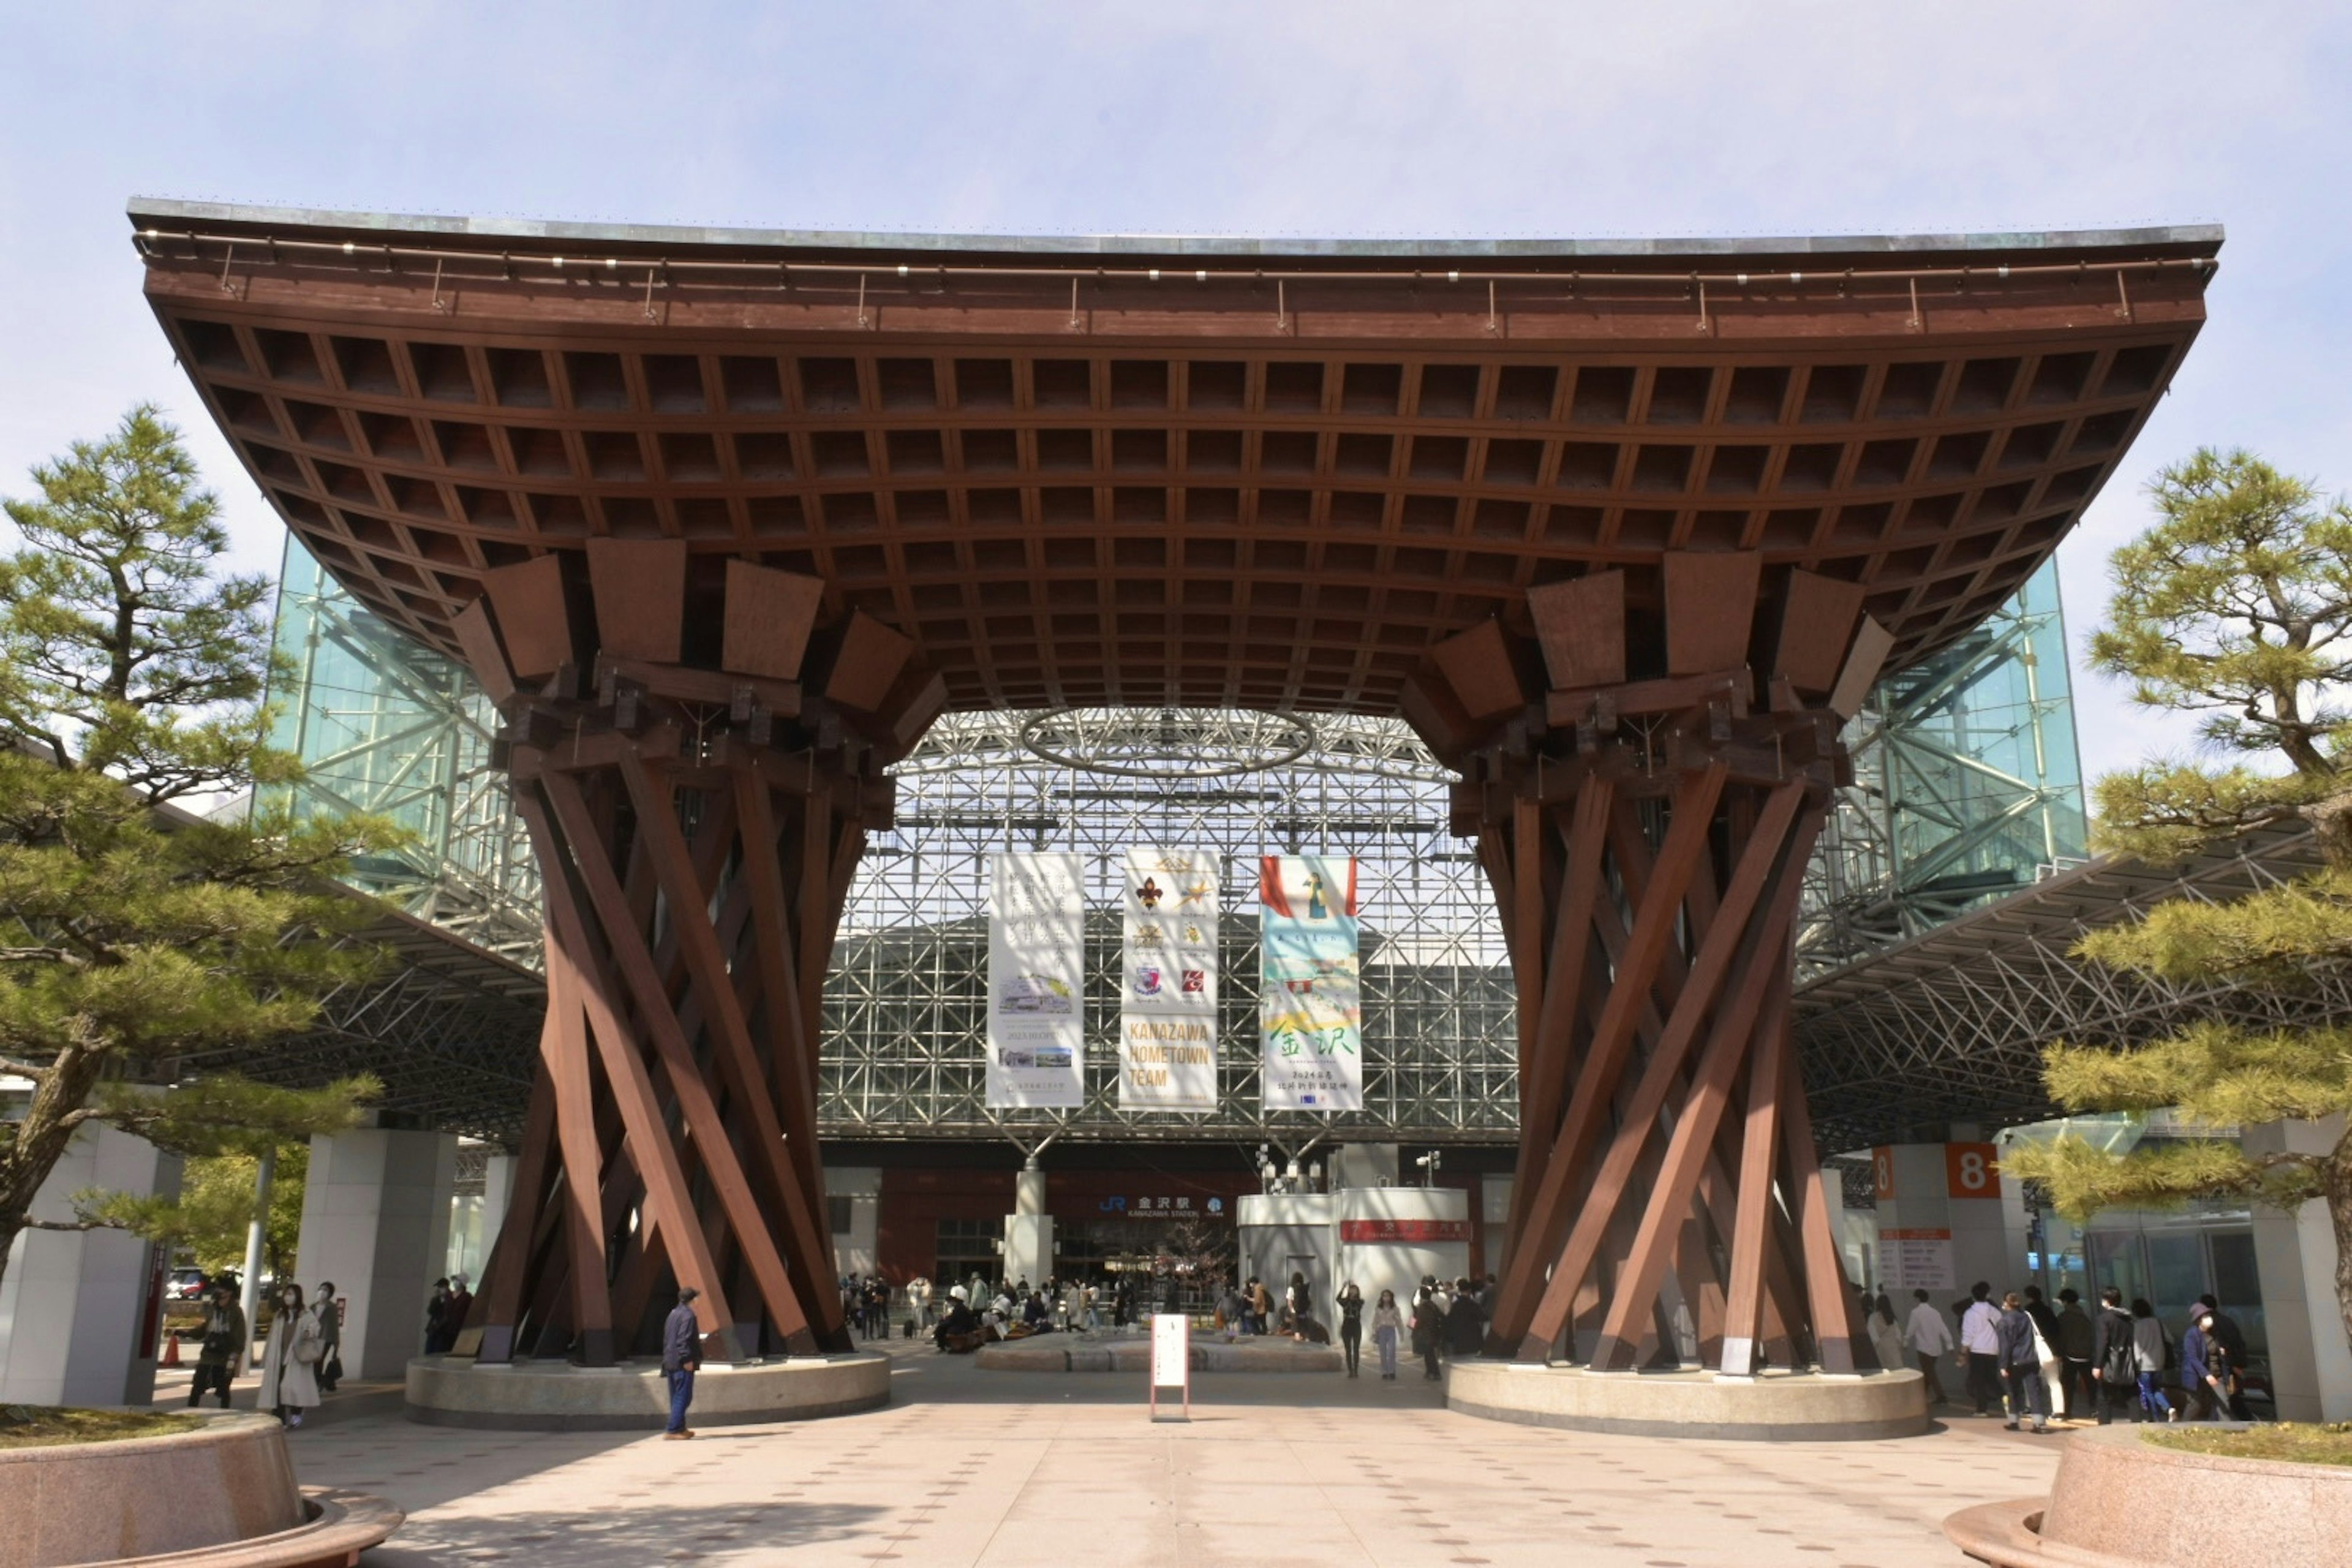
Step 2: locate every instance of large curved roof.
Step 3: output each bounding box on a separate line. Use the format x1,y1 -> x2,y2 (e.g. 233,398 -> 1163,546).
134,200 -> 2217,716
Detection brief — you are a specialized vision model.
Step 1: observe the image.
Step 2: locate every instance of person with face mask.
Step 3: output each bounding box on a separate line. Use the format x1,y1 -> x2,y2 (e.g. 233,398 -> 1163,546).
258,1282 -> 322,1427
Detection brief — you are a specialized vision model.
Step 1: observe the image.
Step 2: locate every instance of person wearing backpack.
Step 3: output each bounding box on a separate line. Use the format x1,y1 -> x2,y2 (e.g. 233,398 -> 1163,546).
2089,1287 -> 2136,1424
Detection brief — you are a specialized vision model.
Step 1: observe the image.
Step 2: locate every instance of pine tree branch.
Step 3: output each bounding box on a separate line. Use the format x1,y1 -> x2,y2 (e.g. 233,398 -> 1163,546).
23,1217 -> 121,1233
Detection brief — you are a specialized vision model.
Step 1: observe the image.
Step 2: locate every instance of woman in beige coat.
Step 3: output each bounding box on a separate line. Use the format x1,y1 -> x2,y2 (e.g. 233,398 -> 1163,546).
258,1283 -> 323,1427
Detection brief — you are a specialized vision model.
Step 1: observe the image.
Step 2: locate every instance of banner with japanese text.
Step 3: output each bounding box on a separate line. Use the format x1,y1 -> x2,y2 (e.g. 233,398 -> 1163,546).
986,851 -> 1086,1109
1257,855 -> 1363,1111
1118,848 -> 1221,1111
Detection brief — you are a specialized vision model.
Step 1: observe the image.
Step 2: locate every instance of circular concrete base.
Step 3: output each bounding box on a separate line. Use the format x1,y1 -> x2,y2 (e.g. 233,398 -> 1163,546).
1446,1361 -> 1928,1441
1945,1423 -> 2352,1567
975,1333 -> 1343,1373
0,1412 -> 401,1566
404,1352 -> 891,1431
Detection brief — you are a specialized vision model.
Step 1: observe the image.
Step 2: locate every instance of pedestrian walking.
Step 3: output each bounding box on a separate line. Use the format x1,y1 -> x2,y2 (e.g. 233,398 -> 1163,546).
1958,1282 -> 2004,1416
1285,1272 -> 1314,1340
662,1287 -> 703,1439
312,1282 -> 342,1394
1371,1289 -> 1404,1381
1868,1295 -> 1907,1376
187,1284 -> 245,1409
1336,1283 -> 1365,1378
258,1282 -> 322,1427
2053,1289 -> 2095,1420
1903,1289 -> 1953,1406
1996,1291 -> 2051,1432
2129,1298 -> 2177,1423
2090,1287 -> 2137,1424
2195,1295 -> 2256,1419
2183,1310 -> 2234,1422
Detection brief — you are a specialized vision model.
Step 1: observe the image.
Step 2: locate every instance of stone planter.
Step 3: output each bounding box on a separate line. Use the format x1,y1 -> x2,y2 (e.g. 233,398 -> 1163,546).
0,1412 -> 400,1567
1946,1422 -> 2352,1567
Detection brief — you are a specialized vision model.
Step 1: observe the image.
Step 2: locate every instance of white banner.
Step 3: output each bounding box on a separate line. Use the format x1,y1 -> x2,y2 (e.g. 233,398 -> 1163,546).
1119,848 -> 1220,1112
987,852 -> 1085,1109
1259,856 -> 1364,1111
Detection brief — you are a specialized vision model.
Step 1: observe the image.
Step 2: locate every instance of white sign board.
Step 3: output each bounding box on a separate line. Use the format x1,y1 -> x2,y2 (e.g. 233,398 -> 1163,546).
1119,848 -> 1220,1112
1148,1312 -> 1190,1422
1877,1227 -> 1956,1292
986,853 -> 1086,1109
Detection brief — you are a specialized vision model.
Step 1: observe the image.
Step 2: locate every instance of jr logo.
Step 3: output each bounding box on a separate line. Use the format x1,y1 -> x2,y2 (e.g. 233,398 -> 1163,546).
1099,1196 -> 1128,1213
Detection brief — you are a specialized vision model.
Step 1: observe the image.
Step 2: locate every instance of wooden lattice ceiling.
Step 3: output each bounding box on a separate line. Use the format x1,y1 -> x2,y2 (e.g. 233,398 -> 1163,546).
135,202 -> 2218,715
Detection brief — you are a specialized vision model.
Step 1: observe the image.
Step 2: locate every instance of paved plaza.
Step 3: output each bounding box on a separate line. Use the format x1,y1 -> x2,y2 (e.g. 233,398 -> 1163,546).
217,1340 -> 2067,1567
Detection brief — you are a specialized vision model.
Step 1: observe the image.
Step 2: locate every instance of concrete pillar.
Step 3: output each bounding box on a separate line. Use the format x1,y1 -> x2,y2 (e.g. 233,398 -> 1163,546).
1004,1158 -> 1052,1287
0,1125 -> 182,1407
1868,1142 -> 2028,1302
481,1153 -> 519,1233
293,1128 -> 458,1381
2245,1117 -> 2352,1422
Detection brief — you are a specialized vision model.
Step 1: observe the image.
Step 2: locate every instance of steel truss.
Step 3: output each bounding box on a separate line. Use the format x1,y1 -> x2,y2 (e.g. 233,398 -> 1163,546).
1801,563 -> 2086,977
1795,821 -> 2343,1154
822,708 -> 1517,1143
266,544 -> 541,965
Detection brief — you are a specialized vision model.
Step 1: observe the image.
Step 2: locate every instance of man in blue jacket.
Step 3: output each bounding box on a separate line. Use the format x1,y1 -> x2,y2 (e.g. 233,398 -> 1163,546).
662,1287 -> 703,1441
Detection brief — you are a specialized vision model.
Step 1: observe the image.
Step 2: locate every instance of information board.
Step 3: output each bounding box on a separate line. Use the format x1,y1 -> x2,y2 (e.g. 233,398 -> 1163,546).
1877,1227 -> 1956,1291
1148,1311 -> 1190,1422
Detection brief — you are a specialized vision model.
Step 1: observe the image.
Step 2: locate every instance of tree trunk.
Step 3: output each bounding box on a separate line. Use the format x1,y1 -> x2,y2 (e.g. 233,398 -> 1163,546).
2331,1148 -> 2352,1385
0,1043 -> 106,1296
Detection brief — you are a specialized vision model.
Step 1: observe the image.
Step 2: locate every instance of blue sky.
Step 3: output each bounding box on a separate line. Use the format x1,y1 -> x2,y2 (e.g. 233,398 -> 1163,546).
2,2 -> 2345,786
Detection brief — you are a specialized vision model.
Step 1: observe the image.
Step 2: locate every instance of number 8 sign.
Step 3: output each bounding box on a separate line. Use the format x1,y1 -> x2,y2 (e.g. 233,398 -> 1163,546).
1945,1142 -> 2001,1199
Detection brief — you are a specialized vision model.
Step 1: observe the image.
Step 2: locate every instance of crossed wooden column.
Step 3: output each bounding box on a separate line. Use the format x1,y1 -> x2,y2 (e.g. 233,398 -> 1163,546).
449,541 -> 944,1364
1405,551 -> 1899,1374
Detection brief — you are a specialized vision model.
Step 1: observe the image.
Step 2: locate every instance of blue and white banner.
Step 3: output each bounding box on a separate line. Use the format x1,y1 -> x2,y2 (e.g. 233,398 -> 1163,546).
1119,848 -> 1220,1112
987,852 -> 1085,1109
1258,856 -> 1363,1112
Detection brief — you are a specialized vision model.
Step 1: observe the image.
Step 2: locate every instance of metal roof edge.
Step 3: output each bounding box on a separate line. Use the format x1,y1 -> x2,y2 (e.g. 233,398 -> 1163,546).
124,198 -> 2226,263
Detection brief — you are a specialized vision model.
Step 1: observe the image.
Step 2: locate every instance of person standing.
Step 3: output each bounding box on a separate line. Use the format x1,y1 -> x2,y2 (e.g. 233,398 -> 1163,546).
1868,1296 -> 1907,1377
258,1283 -> 322,1427
1335,1283 -> 1365,1378
1996,1291 -> 2051,1432
2052,1290 -> 2095,1421
1959,1282 -> 2005,1417
1446,1276 -> 1487,1363
1903,1289 -> 1954,1406
1411,1276 -> 1446,1382
2090,1287 -> 2137,1423
2130,1298 -> 2177,1422
662,1287 -> 703,1439
187,1284 -> 246,1409
422,1278 -> 453,1354
312,1282 -> 342,1395
1371,1289 -> 1405,1381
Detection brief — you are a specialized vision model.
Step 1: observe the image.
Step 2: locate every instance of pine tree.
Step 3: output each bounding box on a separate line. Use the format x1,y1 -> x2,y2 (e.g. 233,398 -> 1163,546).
2003,447 -> 2352,1355
0,406 -> 391,1294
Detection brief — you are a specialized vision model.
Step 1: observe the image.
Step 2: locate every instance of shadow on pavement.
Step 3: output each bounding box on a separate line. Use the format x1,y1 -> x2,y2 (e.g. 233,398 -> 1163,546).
358,1500 -> 895,1564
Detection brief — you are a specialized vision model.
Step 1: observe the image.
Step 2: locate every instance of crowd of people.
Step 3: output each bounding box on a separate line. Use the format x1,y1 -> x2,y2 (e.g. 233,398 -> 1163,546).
1883,1280 -> 2256,1431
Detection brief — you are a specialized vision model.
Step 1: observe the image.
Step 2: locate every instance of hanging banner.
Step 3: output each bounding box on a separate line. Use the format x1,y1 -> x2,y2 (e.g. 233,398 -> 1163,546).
1258,856 -> 1363,1111
987,852 -> 1086,1109
1119,848 -> 1220,1112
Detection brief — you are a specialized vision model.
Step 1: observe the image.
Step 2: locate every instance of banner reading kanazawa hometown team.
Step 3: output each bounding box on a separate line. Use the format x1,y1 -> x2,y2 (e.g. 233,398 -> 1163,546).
1119,848 -> 1219,1111
986,852 -> 1085,1109
1258,855 -> 1363,1110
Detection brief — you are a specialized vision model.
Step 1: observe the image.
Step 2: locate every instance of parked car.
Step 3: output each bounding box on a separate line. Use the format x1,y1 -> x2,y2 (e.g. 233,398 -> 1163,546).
168,1266 -> 210,1300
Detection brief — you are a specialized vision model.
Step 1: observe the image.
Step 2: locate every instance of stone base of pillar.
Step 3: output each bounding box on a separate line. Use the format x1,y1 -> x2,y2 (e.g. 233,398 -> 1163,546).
0,1124 -> 181,1408
403,1351 -> 891,1430
1446,1360 -> 1927,1442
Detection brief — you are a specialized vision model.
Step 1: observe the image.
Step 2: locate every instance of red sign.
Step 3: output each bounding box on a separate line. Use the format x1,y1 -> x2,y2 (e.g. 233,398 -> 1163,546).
1945,1142 -> 2002,1199
1340,1219 -> 1471,1244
